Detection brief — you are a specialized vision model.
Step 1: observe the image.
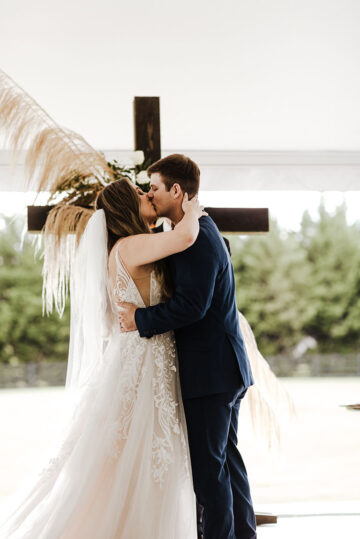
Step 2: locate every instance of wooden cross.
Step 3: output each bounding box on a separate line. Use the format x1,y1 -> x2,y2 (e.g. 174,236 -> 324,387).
27,97 -> 269,234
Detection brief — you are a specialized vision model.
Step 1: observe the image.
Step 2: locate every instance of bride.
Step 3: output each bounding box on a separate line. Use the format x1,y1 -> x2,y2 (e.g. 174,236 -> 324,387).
0,178 -> 204,538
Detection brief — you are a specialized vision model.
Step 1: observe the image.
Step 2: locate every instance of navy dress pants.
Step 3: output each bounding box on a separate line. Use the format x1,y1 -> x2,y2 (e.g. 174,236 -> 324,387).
183,388 -> 257,539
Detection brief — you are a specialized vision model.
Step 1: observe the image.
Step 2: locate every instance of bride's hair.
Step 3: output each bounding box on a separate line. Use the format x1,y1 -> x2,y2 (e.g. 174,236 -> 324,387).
96,178 -> 172,299
96,178 -> 150,253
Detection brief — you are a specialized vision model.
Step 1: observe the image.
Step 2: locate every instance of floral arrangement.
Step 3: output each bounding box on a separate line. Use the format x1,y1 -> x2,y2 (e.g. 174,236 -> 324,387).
48,150 -> 151,207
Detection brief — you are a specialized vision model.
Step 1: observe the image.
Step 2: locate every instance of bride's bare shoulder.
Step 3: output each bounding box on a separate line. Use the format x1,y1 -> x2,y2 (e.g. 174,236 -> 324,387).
110,235 -> 142,257
109,235 -> 148,269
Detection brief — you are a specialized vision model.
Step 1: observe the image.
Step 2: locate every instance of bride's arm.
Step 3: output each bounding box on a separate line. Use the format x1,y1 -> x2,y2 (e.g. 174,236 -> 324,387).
118,194 -> 207,267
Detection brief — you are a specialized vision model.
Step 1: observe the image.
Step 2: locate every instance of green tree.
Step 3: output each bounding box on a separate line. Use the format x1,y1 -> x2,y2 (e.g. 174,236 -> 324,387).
0,215 -> 70,364
301,202 -> 360,351
230,203 -> 360,355
230,219 -> 313,355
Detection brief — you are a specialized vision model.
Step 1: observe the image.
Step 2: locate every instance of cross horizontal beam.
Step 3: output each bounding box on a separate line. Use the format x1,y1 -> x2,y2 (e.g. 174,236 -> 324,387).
205,207 -> 269,233
27,206 -> 269,234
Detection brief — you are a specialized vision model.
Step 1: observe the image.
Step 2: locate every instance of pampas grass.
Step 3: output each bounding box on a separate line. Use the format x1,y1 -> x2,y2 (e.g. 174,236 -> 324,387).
44,204 -> 95,244
239,312 -> 296,447
42,205 -> 95,316
0,68 -> 114,314
0,69 -> 113,193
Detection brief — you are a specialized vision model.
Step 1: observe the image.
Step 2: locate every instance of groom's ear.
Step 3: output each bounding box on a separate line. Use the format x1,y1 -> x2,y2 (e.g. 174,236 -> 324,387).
171,182 -> 183,200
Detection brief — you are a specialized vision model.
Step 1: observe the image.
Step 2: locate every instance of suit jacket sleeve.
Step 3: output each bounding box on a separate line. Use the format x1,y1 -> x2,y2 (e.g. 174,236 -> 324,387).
135,228 -> 219,338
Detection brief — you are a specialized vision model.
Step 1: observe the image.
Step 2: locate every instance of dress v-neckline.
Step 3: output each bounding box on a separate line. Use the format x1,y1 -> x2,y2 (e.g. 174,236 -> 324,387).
114,249 -> 154,308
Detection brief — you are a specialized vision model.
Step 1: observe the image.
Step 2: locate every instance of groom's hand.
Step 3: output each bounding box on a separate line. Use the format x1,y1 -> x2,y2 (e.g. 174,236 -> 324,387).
117,301 -> 137,332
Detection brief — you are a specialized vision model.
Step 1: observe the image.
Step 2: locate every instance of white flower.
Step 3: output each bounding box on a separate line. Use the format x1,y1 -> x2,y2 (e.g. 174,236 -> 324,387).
130,151 -> 145,166
136,170 -> 149,184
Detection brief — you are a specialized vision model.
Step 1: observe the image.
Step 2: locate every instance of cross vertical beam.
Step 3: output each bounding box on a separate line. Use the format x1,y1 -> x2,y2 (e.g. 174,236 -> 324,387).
133,97 -> 161,164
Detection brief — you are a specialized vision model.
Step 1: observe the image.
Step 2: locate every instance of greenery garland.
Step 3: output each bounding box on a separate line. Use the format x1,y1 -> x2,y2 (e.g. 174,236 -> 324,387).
48,151 -> 151,207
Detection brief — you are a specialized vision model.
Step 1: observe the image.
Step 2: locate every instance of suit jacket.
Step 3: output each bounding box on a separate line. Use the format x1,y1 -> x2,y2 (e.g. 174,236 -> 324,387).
135,216 -> 254,399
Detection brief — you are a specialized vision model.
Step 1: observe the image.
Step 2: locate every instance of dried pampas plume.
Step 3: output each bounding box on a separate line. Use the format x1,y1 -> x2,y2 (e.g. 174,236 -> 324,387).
238,312 -> 296,447
0,69 -> 113,192
44,204 -> 95,244
0,68 -> 114,314
42,205 -> 95,316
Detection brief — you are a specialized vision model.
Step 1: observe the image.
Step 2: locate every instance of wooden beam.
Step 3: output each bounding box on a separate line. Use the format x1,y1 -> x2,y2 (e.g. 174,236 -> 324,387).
205,207 -> 269,233
27,205 -> 269,234
27,205 -> 52,232
256,512 -> 278,526
133,97 -> 161,164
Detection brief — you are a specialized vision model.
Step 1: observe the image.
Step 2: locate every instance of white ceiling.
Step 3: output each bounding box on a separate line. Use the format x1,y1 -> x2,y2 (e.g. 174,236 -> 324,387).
1,0 -> 359,151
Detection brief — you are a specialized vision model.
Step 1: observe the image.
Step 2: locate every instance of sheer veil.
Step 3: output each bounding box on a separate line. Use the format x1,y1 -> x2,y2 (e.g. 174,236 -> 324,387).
66,209 -> 113,391
0,210 -> 118,536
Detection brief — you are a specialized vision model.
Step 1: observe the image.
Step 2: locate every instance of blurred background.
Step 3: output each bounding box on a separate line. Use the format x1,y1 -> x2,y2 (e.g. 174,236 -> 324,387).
1,0 -> 359,535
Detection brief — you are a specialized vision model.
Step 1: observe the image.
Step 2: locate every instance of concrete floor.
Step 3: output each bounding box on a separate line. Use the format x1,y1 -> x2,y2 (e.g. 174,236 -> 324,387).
258,514 -> 360,539
0,377 -> 359,537
238,377 -> 360,505
255,501 -> 360,537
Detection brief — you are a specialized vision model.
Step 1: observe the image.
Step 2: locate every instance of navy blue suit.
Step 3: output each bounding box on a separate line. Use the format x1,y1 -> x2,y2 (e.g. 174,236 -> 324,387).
135,216 -> 257,539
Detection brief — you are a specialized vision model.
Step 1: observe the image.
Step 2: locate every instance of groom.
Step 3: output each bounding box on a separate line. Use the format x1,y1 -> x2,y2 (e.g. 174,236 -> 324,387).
119,154 -> 257,539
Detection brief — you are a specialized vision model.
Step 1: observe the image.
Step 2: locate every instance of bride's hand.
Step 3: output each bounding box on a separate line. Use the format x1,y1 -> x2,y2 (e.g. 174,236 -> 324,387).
182,193 -> 208,219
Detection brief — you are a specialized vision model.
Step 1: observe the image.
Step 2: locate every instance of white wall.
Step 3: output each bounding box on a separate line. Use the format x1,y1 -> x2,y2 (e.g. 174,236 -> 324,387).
1,0 -> 359,151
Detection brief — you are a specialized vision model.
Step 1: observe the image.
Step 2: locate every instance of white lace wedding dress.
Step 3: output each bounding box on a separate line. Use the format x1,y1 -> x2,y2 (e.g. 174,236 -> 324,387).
0,243 -> 197,538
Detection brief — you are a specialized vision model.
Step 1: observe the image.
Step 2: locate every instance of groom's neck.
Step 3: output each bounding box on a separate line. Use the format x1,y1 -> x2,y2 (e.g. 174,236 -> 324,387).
167,206 -> 184,226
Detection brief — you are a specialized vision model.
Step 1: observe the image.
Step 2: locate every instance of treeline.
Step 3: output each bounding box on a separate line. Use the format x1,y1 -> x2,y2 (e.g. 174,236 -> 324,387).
0,216 -> 70,365
230,203 -> 360,355
0,203 -> 359,364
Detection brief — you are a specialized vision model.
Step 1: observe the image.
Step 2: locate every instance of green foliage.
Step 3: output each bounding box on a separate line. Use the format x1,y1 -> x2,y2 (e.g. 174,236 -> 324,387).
231,220 -> 313,354
301,203 -> 360,351
49,157 -> 151,207
230,202 -> 360,355
0,216 -> 70,364
48,172 -> 105,206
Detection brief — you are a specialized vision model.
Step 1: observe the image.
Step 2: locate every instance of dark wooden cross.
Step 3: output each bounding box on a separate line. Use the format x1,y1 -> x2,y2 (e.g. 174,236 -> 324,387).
27,97 -> 268,234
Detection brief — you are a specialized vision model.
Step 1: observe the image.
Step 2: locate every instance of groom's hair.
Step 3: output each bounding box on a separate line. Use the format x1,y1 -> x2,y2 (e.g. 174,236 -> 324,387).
147,154 -> 200,197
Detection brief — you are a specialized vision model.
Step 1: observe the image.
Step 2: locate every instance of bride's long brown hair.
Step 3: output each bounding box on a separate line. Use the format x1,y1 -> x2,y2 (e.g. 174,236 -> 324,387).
96,178 -> 172,300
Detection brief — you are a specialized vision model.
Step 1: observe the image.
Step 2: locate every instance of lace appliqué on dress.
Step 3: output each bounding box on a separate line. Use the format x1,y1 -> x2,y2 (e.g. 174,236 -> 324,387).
151,332 -> 181,484
107,251 -> 148,456
108,247 -> 188,485
149,271 -> 188,485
